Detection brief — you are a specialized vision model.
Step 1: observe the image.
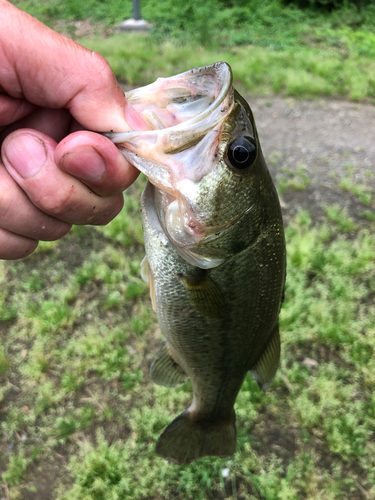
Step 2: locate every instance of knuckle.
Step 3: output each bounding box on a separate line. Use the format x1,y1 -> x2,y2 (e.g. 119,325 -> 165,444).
37,183 -> 77,217
90,51 -> 113,82
0,172 -> 14,219
0,188 -> 12,219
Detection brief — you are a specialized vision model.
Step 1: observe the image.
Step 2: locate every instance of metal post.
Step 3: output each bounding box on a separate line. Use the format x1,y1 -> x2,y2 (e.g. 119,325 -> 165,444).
115,0 -> 151,31
132,0 -> 141,21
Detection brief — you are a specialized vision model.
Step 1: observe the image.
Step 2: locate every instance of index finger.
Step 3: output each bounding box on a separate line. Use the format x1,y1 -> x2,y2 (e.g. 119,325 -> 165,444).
0,0 -> 134,133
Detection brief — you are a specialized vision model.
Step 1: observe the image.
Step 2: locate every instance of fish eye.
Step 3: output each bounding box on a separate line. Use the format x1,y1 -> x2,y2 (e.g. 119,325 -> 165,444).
227,137 -> 256,170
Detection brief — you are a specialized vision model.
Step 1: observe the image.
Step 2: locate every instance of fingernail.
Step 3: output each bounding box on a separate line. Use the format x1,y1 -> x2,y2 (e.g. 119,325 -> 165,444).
61,147 -> 106,182
4,134 -> 47,178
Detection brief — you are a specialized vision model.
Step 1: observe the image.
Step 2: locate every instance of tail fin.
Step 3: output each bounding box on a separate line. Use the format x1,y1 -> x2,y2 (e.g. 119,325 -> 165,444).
156,410 -> 236,464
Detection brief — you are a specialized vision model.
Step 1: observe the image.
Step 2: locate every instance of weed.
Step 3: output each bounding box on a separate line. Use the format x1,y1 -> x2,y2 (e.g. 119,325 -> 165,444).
277,165 -> 311,194
1,448 -> 32,486
0,344 -> 9,375
324,204 -> 358,232
339,177 -> 373,206
268,151 -> 282,166
359,209 -> 375,221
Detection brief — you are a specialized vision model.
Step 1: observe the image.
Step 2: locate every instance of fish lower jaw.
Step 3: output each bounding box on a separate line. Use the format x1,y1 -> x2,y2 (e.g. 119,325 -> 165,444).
165,200 -> 204,241
163,201 -> 218,269
164,200 -> 227,269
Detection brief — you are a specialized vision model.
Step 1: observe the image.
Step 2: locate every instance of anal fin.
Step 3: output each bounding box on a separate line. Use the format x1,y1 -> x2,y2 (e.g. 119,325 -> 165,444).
150,340 -> 188,388
251,325 -> 280,392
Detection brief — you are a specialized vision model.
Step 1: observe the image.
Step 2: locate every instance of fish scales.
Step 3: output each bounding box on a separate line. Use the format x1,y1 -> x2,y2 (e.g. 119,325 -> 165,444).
142,178 -> 283,407
107,62 -> 286,464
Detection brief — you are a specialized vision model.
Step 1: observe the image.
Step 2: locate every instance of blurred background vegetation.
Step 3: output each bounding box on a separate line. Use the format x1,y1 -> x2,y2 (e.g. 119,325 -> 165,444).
12,0 -> 375,100
1,0 -> 375,499
13,0 -> 375,50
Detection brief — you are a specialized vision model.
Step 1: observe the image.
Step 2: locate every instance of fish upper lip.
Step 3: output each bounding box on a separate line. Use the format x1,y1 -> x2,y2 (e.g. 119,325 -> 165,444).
105,62 -> 233,142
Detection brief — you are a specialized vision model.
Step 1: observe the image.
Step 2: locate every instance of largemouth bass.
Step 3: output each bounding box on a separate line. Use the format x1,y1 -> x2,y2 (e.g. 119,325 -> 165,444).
107,62 -> 286,464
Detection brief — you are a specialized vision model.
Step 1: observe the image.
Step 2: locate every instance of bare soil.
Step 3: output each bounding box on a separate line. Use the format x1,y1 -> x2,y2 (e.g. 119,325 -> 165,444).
249,96 -> 375,223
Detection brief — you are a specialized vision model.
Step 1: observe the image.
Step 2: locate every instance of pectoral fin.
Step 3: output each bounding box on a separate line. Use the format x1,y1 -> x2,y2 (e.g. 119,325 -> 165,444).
149,270 -> 156,313
177,273 -> 226,319
140,256 -> 149,282
150,340 -> 188,388
141,255 -> 156,312
251,325 -> 280,392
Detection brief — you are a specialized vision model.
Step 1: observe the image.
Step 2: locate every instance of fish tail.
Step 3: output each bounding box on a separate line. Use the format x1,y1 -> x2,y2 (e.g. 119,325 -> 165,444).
155,410 -> 236,465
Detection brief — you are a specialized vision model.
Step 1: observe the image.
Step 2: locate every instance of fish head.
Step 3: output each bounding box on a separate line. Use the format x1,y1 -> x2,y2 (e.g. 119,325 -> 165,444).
108,62 -> 267,269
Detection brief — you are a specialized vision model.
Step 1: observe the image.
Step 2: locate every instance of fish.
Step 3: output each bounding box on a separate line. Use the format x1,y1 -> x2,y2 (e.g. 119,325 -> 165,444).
106,62 -> 286,465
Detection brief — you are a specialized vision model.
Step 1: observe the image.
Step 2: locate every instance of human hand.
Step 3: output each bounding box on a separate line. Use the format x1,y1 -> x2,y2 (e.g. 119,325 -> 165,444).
0,0 -> 139,259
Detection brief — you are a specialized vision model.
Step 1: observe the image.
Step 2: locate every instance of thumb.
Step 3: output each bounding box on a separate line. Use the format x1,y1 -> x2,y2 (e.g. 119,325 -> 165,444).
0,0 -> 132,133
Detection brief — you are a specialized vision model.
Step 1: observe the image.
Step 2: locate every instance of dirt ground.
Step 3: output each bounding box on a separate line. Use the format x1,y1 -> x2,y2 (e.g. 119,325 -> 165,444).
0,93 -> 374,500
247,96 -> 375,222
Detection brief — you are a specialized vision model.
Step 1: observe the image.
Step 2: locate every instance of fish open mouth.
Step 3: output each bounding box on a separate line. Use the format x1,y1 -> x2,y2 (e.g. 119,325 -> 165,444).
107,62 -> 232,136
104,62 -> 234,193
106,63 -> 238,270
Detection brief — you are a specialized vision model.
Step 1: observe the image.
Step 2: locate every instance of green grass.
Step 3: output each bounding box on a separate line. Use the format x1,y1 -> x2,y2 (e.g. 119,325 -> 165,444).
1,175 -> 375,499
11,0 -> 375,55
277,165 -> 312,194
339,177 -> 373,206
10,0 -> 375,101
71,34 -> 375,101
324,204 -> 358,232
